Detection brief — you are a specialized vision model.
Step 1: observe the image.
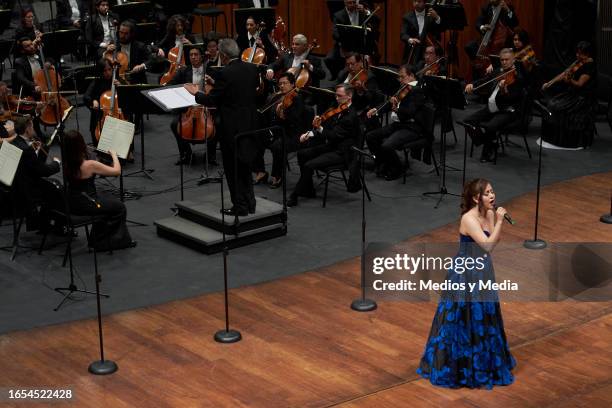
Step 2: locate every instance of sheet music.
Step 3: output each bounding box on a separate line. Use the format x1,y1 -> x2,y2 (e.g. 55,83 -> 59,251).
147,86 -> 197,110
97,116 -> 135,160
0,142 -> 23,187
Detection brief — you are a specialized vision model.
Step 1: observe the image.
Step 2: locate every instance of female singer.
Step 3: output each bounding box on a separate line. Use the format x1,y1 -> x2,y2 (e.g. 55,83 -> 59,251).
63,130 -> 136,251
417,178 -> 515,389
541,41 -> 597,148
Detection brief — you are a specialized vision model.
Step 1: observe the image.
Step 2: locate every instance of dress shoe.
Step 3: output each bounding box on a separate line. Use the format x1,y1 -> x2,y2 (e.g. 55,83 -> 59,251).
287,194 -> 298,207
269,177 -> 282,189
221,207 -> 248,217
253,171 -> 269,185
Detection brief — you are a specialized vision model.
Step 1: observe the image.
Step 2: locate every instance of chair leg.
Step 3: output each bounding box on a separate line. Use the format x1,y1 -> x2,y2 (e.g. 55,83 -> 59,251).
523,133 -> 532,159
470,139 -> 474,157
431,151 -> 440,176
403,149 -> 408,184
38,228 -> 49,255
322,174 -> 330,208
340,170 -> 348,188
11,216 -> 24,261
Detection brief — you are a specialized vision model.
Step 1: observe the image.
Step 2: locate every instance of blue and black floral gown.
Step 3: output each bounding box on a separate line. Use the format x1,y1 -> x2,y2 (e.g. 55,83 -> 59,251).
416,232 -> 516,389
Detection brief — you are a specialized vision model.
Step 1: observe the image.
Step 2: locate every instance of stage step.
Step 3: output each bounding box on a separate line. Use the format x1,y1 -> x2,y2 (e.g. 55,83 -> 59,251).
176,198 -> 285,235
155,197 -> 287,254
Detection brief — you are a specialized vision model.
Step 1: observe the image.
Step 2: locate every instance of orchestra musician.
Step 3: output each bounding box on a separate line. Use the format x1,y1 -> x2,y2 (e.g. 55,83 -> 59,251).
0,82 -> 17,144
416,45 -> 447,78
156,14 -> 196,59
10,116 -> 60,231
105,20 -> 154,84
254,72 -> 308,189
465,0 -> 519,61
287,83 -> 361,207
14,8 -> 41,44
204,38 -> 222,69
184,39 -> 260,217
83,58 -> 121,146
464,48 -> 526,163
168,46 -> 217,166
365,65 -> 428,181
86,0 -> 119,55
236,16 -> 278,63
56,0 -> 88,29
265,34 -> 326,89
62,129 -> 136,251
400,0 -> 441,65
541,41 -> 597,149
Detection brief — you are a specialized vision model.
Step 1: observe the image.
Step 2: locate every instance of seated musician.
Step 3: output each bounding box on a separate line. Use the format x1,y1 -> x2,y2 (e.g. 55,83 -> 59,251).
86,0 -> 119,55
236,16 -> 278,63
416,45 -> 447,78
0,82 -> 17,144
265,34 -> 325,89
400,0 -> 441,65
156,14 -> 196,59
14,9 -> 41,57
326,0 -> 374,81
62,130 -> 136,250
541,41 -> 597,149
83,58 -> 121,146
287,84 -> 360,207
254,72 -> 308,188
56,0 -> 88,29
205,38 -> 222,69
365,65 -> 427,180
10,116 -> 60,231
465,0 -> 518,61
104,20 -> 154,84
167,46 -> 217,165
464,48 -> 525,162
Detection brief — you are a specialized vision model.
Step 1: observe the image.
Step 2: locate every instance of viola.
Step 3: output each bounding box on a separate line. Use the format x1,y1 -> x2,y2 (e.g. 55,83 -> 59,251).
160,35 -> 187,85
95,57 -> 125,141
286,39 -> 319,88
370,82 -> 412,116
348,69 -> 368,87
34,41 -> 71,126
416,57 -> 444,77
471,67 -> 516,93
542,59 -> 588,90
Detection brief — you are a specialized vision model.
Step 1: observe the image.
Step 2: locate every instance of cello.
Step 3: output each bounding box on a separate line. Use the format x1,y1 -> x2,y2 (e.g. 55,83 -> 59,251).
178,75 -> 215,143
241,22 -> 267,65
95,54 -> 126,141
34,39 -> 71,126
287,39 -> 319,89
160,35 -> 187,85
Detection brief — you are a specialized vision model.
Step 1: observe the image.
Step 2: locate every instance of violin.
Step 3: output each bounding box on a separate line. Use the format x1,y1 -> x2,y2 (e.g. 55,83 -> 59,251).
95,54 -> 125,141
471,67 -> 516,93
275,88 -> 299,119
348,69 -> 368,87
160,35 -> 188,86
178,77 -> 215,142
34,38 -> 71,126
287,39 -> 319,88
370,82 -> 413,116
241,22 -> 267,65
318,102 -> 350,124
542,59 -> 588,90
416,57 -> 444,77
515,45 -> 537,70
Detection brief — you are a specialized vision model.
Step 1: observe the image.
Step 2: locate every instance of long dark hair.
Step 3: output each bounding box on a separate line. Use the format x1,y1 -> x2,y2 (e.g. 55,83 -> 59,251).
166,14 -> 190,37
63,130 -> 89,181
461,178 -> 490,215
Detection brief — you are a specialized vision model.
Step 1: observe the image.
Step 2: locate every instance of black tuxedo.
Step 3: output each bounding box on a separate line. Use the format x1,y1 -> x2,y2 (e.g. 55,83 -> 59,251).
292,104 -> 360,197
475,3 -> 519,34
400,10 -> 441,63
120,40 -> 153,84
195,59 -> 260,213
56,0 -> 88,28
11,136 -> 60,225
13,56 -> 43,96
366,87 -> 429,175
85,11 -> 119,50
268,53 -> 326,88
236,31 -> 278,63
238,0 -> 278,7
83,77 -> 112,142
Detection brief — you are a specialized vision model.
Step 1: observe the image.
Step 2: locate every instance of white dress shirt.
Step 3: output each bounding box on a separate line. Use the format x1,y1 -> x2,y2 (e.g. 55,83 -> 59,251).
347,9 -> 359,26
68,0 -> 80,22
488,84 -> 501,113
253,0 -> 269,7
192,66 -> 204,86
100,14 -> 112,46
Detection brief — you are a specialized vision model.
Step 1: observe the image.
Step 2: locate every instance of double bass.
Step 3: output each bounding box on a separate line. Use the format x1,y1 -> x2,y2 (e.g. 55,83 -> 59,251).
95,52 -> 126,141
473,1 -> 515,77
34,38 -> 71,126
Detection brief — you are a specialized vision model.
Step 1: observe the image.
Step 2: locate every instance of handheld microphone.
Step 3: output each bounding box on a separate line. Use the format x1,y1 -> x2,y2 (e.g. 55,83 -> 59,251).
495,205 -> 515,225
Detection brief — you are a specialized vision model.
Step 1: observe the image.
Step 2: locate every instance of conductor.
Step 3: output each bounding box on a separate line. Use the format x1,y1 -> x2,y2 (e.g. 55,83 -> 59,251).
185,39 -> 259,216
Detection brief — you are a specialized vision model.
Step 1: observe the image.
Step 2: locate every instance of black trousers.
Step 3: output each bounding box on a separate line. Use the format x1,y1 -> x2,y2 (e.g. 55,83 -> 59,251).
222,138 -> 256,212
366,122 -> 422,174
464,107 -> 516,150
170,115 -> 218,160
293,142 -> 346,196
253,132 -> 300,179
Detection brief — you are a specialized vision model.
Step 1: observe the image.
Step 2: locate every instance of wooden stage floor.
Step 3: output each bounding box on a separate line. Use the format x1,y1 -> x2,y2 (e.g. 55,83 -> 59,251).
1,173 -> 612,408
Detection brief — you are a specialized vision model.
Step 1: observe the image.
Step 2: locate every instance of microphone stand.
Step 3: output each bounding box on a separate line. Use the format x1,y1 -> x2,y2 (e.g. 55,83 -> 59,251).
524,103 -> 549,250
84,194 -> 118,375
350,146 -> 377,312
600,190 -> 612,224
214,170 -> 241,343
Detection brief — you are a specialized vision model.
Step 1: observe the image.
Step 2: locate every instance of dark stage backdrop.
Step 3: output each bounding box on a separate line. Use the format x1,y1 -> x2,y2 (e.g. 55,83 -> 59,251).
597,0 -> 611,76
193,0 -> 546,79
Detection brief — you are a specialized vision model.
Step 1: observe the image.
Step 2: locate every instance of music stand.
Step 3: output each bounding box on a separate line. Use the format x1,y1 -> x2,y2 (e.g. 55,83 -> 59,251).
234,7 -> 275,37
111,1 -> 152,23
117,84 -> 165,180
369,66 -> 400,97
0,9 -> 11,35
336,24 -> 376,56
41,29 -> 81,60
434,3 -> 467,78
326,0 -> 345,22
422,75 -> 465,208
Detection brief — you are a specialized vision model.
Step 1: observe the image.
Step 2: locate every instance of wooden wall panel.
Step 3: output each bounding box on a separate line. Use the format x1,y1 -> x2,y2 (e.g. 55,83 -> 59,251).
193,1 -> 544,80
